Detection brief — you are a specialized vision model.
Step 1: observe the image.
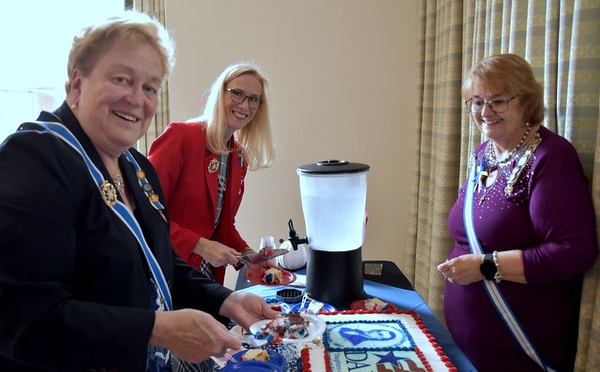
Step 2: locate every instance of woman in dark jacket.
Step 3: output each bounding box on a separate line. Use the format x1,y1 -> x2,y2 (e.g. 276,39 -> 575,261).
0,10 -> 275,371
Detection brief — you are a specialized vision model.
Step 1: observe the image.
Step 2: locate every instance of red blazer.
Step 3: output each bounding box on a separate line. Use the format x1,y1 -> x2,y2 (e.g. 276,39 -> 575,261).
148,122 -> 249,284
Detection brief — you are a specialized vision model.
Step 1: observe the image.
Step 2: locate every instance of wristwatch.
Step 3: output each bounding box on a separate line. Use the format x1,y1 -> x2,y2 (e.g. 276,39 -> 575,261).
480,253 -> 497,281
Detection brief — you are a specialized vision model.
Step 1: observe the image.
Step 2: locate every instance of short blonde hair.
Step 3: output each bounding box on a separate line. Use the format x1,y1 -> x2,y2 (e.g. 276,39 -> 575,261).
65,10 -> 176,93
462,53 -> 545,126
193,62 -> 276,171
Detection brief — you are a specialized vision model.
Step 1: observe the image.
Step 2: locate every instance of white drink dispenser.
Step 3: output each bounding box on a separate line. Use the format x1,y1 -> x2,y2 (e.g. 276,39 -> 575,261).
297,160 -> 370,307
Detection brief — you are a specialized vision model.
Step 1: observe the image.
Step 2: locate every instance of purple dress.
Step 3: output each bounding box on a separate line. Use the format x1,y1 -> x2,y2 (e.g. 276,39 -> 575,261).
444,126 -> 597,371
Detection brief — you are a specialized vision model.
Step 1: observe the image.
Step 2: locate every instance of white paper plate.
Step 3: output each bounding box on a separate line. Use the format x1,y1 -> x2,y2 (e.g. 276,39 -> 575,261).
249,314 -> 325,344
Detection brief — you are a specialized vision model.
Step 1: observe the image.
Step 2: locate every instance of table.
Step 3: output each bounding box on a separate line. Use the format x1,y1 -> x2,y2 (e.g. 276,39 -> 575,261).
235,260 -> 413,291
236,261 -> 477,371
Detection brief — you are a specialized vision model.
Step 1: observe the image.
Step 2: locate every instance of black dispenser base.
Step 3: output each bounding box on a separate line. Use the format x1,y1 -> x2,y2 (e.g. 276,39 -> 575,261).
306,247 -> 366,308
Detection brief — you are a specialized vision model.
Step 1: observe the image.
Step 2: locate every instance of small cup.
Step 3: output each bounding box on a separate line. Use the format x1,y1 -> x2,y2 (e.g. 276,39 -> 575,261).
259,235 -> 276,250
276,288 -> 304,304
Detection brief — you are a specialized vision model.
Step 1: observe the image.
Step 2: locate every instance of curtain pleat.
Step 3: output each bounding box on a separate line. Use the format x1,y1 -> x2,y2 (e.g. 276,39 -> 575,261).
133,0 -> 170,155
578,109 -> 600,370
406,0 -> 465,320
407,1 -> 600,370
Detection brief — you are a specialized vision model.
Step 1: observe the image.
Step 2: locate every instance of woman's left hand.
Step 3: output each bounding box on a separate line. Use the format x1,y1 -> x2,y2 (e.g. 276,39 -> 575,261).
437,254 -> 484,285
219,292 -> 278,330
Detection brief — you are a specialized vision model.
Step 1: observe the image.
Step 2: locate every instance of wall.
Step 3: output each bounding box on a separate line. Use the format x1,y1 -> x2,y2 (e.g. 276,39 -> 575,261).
166,1 -> 420,288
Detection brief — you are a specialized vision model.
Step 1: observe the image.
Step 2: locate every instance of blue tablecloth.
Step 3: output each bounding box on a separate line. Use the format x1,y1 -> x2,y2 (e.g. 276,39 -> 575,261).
238,279 -> 478,372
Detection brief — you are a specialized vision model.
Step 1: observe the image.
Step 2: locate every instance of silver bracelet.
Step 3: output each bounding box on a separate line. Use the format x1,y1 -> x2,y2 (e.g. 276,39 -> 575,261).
492,251 -> 502,283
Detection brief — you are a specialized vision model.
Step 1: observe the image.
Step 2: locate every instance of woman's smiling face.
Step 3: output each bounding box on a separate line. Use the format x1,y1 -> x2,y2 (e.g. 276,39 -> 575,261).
469,81 -> 525,147
224,73 -> 263,137
69,39 -> 164,157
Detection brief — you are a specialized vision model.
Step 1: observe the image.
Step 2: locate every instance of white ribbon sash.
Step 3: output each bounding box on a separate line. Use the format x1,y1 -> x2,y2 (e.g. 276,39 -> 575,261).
463,156 -> 554,372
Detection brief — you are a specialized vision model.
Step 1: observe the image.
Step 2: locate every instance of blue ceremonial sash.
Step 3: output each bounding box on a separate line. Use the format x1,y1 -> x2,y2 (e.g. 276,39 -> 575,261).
464,155 -> 554,372
26,121 -> 173,311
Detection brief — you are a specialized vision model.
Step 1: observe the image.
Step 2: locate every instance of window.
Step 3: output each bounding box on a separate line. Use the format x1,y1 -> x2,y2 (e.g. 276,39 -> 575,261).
0,1 -> 124,141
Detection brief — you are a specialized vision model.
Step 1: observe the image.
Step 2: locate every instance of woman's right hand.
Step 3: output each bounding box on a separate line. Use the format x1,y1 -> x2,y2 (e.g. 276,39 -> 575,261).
194,237 -> 242,267
150,309 -> 242,363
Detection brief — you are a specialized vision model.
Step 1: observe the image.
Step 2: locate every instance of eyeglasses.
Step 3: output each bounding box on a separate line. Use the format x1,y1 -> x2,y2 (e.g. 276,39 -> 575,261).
465,96 -> 517,114
226,88 -> 264,110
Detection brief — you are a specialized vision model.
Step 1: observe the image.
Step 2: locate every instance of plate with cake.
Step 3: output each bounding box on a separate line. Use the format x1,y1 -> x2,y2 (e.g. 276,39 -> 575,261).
350,297 -> 399,311
249,312 -> 326,344
224,348 -> 285,371
221,360 -> 282,371
289,300 -> 336,314
245,267 -> 296,286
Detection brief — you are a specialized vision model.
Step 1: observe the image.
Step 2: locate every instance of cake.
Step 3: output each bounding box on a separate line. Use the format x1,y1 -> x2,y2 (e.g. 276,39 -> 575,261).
300,310 -> 457,372
241,348 -> 270,362
263,267 -> 284,284
257,313 -> 310,343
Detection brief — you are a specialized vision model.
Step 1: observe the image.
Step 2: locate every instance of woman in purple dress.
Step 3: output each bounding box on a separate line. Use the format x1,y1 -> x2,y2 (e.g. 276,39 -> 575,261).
437,54 -> 597,371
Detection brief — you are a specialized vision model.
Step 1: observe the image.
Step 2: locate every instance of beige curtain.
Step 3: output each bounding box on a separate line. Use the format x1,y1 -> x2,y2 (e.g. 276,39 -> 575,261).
133,0 -> 170,155
405,1 -> 600,370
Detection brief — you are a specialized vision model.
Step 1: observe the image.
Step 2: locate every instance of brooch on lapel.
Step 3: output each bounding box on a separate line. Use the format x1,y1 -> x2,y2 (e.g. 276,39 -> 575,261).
208,158 -> 219,173
100,180 -> 118,207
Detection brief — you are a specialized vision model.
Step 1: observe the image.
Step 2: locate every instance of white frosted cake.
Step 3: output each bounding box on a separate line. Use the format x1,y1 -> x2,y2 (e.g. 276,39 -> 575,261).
300,310 -> 457,372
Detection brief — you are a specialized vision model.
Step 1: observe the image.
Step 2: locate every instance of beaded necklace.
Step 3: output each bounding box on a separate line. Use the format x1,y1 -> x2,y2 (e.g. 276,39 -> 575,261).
504,132 -> 541,195
477,129 -> 541,204
486,125 -> 532,166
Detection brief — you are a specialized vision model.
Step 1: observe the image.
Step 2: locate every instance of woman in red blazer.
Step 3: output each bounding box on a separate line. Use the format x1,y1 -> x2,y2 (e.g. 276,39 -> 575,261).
149,62 -> 276,284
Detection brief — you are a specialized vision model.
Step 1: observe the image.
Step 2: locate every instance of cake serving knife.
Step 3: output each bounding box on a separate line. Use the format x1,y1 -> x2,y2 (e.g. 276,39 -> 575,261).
238,246 -> 288,266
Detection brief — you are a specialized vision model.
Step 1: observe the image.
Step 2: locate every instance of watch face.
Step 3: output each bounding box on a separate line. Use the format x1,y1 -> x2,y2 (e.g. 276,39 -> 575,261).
480,256 -> 497,280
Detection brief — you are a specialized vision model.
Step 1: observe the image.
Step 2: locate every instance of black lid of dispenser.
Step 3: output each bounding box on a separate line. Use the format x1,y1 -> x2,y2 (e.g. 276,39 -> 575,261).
297,159 -> 370,175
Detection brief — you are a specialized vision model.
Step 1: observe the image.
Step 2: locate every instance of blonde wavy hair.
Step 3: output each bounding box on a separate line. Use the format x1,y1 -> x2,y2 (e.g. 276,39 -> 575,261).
190,62 -> 276,171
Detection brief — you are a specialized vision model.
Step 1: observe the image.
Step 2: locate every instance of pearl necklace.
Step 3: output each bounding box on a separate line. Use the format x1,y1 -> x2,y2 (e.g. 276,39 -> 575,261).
487,125 -> 532,166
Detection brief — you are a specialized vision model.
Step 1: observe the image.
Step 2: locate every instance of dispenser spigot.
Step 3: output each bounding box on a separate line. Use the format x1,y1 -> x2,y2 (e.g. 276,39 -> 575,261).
279,219 -> 308,251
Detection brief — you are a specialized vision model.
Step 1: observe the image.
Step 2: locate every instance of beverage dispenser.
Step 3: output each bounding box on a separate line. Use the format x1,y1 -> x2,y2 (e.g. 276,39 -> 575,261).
297,159 -> 370,308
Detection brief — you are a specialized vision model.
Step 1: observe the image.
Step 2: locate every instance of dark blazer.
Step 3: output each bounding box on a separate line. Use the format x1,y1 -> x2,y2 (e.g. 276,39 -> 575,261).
0,103 -> 232,371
